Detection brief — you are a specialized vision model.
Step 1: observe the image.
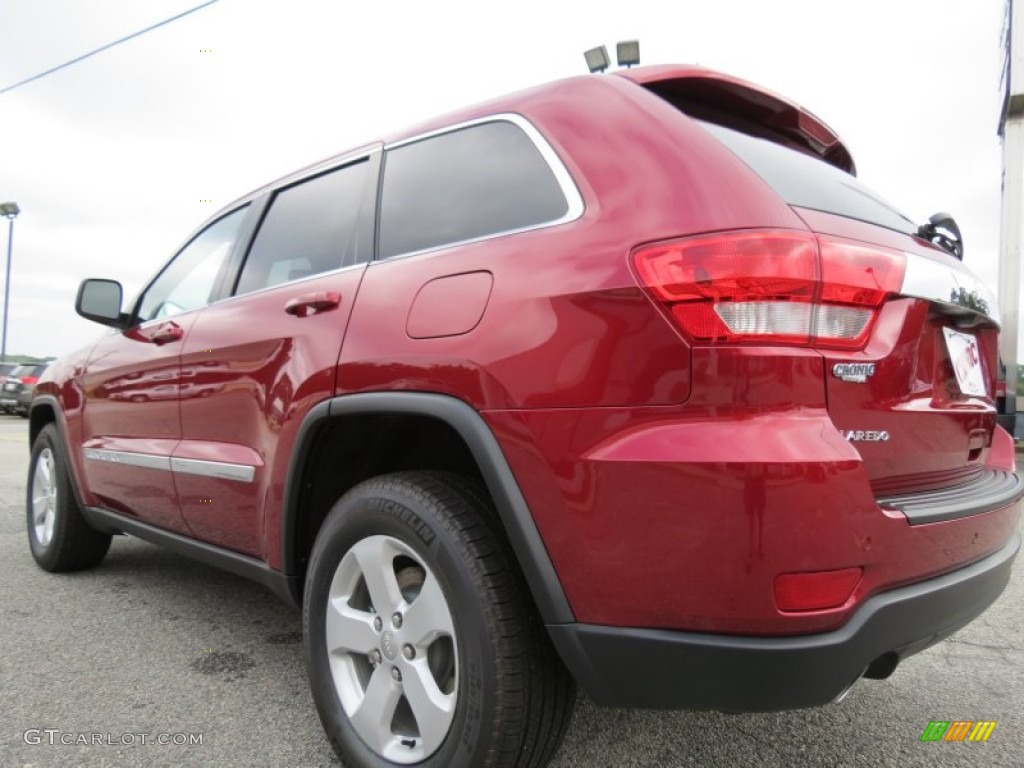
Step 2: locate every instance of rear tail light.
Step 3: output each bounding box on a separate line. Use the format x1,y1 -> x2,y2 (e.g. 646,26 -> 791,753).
632,230 -> 906,349
21,377 -> 39,385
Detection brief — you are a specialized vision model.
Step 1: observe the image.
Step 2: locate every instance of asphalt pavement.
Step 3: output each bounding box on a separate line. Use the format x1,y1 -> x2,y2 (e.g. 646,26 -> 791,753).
1,416 -> 1021,767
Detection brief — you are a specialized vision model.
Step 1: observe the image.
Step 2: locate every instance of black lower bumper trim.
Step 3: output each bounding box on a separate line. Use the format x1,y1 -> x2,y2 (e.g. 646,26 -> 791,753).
548,534 -> 1019,712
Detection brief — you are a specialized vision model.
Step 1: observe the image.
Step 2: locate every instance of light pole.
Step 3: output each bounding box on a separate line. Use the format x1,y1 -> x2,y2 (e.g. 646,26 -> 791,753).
0,202 -> 20,363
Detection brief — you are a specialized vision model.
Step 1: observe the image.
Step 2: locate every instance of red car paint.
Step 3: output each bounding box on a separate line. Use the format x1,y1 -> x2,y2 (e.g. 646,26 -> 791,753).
35,64 -> 1018,646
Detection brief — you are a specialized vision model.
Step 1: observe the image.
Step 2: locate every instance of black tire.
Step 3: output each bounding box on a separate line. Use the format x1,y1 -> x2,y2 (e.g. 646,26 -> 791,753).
304,471 -> 575,768
27,423 -> 111,571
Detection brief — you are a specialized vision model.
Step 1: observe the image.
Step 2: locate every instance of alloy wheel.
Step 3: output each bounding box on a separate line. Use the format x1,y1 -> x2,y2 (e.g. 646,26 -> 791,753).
326,534 -> 458,763
31,447 -> 57,547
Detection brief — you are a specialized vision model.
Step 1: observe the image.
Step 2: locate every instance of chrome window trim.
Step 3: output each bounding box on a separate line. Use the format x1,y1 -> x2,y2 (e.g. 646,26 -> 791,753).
900,251 -> 1000,326
85,448 -> 256,483
379,113 -> 585,261
257,146 -> 380,198
205,259 -> 367,307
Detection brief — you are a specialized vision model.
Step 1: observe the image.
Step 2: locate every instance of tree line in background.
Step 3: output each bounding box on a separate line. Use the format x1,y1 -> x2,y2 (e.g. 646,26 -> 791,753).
1,355 -> 54,365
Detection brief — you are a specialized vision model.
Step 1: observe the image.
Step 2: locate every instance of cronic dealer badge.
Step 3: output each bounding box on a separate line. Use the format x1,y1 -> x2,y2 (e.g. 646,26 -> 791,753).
832,362 -> 876,383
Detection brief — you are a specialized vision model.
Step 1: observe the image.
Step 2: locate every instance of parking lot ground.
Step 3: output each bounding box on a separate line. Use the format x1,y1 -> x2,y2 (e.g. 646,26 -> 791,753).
1,414 -> 1022,767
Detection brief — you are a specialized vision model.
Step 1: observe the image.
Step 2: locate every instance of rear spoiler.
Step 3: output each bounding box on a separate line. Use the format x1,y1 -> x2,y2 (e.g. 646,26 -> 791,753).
616,65 -> 856,175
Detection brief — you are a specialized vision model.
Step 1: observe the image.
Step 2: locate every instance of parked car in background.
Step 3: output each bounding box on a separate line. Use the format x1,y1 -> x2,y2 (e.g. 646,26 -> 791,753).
0,362 -> 19,389
25,63 -> 1022,768
3,363 -> 49,417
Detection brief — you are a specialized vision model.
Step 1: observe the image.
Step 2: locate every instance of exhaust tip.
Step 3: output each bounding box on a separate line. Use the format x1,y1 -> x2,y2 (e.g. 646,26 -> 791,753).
863,652 -> 900,680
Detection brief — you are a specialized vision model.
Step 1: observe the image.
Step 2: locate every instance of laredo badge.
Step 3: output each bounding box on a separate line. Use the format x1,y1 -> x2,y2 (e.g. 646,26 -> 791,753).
842,430 -> 890,442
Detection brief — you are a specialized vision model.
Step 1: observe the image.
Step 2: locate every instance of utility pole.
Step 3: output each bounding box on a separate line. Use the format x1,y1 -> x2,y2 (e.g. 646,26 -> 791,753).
0,202 -> 19,363
999,0 -> 1023,414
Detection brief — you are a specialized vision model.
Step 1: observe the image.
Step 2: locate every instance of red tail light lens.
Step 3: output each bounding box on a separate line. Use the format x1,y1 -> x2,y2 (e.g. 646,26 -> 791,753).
632,230 -> 906,349
21,377 -> 39,385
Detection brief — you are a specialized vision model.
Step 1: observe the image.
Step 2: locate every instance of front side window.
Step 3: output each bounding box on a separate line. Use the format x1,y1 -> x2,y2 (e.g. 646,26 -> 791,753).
235,159 -> 370,296
379,120 -> 570,259
137,207 -> 248,323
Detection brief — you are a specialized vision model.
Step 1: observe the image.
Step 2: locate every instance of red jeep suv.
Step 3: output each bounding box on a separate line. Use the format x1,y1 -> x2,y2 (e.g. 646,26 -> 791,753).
27,65 -> 1021,768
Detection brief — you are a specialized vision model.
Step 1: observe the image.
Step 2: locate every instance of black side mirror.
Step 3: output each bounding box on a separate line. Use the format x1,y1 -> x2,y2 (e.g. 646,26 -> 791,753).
76,279 -> 128,328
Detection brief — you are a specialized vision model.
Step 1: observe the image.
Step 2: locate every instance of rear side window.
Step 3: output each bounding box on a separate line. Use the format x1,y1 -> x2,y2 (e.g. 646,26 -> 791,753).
235,159 -> 370,295
379,121 -> 570,259
700,122 -> 916,235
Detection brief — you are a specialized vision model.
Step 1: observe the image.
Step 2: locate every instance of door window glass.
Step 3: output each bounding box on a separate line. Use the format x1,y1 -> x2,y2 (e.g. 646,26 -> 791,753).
235,160 -> 369,295
137,207 -> 248,322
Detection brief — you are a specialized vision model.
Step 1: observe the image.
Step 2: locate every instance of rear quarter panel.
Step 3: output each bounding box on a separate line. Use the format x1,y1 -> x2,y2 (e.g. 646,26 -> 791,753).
339,75 -> 808,409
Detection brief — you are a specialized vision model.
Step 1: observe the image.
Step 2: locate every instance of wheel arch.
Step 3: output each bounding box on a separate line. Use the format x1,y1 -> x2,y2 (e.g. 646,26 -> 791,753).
281,392 -> 574,624
28,396 -> 58,448
29,396 -> 89,509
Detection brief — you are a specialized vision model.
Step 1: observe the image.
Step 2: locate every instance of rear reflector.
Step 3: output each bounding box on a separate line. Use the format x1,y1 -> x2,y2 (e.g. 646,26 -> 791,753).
774,567 -> 863,612
632,230 -> 906,349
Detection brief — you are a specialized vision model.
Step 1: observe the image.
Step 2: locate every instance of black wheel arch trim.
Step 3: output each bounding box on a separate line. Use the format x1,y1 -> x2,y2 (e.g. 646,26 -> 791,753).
282,392 -> 575,624
28,395 -> 87,509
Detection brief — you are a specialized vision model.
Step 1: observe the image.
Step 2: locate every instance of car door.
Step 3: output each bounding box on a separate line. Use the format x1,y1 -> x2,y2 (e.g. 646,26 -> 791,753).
80,206 -> 251,533
175,149 -> 379,556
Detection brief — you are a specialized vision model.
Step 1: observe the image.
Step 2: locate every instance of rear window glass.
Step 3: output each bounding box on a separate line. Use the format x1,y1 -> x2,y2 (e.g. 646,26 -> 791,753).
379,121 -> 569,259
699,121 -> 917,235
11,365 -> 45,377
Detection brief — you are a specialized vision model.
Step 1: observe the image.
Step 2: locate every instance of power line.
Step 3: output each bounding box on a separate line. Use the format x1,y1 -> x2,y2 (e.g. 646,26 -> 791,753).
0,0 -> 221,96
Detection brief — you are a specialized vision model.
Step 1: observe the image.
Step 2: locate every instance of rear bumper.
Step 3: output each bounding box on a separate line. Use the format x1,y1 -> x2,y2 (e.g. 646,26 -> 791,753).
548,533 -> 1019,712
878,469 -> 1023,524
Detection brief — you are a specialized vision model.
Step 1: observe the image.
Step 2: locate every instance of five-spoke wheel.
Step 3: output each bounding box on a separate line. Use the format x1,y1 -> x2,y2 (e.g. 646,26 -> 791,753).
31,446 -> 57,547
304,471 -> 575,768
27,424 -> 111,571
327,534 -> 458,762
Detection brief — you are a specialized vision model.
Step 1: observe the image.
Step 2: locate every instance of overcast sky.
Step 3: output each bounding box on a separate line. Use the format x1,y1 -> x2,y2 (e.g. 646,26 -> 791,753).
0,0 -> 1017,359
